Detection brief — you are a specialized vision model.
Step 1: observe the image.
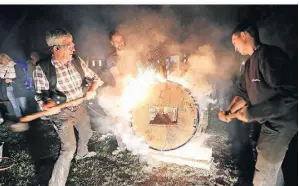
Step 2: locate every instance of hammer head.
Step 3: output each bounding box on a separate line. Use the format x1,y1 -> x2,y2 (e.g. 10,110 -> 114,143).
8,122 -> 30,132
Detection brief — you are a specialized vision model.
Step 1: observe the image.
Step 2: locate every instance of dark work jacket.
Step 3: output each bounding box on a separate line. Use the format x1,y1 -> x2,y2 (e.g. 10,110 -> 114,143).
236,44 -> 297,127
0,65 -> 30,99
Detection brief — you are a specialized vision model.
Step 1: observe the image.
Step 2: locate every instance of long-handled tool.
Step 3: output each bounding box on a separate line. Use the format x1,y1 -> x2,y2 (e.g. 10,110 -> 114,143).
8,96 -> 87,132
0,100 -> 9,105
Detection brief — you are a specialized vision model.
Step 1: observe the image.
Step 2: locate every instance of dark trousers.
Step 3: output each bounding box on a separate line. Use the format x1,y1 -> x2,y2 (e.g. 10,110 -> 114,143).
253,123 -> 298,186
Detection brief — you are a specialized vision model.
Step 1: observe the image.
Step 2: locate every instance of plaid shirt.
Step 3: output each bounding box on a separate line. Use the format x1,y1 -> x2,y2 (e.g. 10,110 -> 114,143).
0,61 -> 16,79
33,56 -> 102,106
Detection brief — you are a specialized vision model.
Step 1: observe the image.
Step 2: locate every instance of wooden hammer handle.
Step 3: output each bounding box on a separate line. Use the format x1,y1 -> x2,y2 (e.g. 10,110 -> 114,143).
0,100 -> 9,104
19,96 -> 86,123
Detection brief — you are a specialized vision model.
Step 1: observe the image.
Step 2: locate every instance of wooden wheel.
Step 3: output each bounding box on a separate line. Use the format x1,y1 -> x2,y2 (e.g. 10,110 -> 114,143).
131,81 -> 200,151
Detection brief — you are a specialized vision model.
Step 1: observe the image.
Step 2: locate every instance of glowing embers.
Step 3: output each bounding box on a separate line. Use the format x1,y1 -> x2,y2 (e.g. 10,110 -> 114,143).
149,106 -> 178,125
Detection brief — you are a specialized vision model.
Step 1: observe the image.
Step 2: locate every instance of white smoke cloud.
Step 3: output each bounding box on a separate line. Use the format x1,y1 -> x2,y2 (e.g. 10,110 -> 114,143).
89,6 -> 241,161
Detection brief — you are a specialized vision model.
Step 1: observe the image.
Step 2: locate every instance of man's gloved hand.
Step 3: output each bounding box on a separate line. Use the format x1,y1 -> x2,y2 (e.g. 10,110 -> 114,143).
85,90 -> 97,100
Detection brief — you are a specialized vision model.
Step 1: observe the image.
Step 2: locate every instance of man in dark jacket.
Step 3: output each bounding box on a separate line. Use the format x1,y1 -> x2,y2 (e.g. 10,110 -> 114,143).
218,20 -> 297,186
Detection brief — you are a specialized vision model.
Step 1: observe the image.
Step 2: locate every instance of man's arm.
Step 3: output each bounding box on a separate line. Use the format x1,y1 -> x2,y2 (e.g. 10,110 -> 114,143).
32,66 -> 55,108
219,68 -> 248,113
247,49 -> 297,123
226,96 -> 247,113
33,65 -> 61,116
218,65 -> 250,122
219,96 -> 246,122
33,65 -> 49,108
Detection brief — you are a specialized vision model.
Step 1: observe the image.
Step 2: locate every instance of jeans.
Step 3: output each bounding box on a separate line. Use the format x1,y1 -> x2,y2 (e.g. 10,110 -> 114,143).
253,123 -> 298,186
48,104 -> 93,186
6,86 -> 27,119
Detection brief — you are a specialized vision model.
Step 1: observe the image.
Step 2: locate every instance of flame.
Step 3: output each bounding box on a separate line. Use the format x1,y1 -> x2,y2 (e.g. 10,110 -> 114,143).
120,69 -> 166,115
96,67 -> 213,167
118,70 -> 213,168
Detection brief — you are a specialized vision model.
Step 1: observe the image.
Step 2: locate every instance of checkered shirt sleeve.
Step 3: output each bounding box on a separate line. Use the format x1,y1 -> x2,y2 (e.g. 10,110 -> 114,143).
33,65 -> 49,106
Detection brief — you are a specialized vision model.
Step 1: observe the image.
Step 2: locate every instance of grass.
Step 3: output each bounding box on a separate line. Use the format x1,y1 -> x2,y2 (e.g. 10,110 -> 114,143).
0,114 -> 244,186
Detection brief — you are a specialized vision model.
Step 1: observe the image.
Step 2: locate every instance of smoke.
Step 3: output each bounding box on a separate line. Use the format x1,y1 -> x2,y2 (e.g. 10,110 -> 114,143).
111,6 -> 239,89
0,5 -> 242,160
94,77 -> 151,158
87,6 -> 241,161
0,5 -> 296,164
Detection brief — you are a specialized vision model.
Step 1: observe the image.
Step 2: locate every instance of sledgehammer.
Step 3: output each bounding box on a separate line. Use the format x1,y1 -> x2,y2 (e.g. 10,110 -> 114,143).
8,96 -> 87,132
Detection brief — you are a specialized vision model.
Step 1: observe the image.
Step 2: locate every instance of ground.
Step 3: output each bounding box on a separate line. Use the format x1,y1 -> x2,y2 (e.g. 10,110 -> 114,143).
0,108 -> 296,186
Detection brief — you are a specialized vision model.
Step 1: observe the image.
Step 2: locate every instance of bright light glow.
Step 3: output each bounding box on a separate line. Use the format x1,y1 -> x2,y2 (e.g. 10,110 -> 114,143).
120,69 -> 166,116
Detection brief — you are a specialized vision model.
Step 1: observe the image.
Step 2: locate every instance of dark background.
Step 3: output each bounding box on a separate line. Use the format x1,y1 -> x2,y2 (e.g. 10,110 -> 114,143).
0,5 -> 297,61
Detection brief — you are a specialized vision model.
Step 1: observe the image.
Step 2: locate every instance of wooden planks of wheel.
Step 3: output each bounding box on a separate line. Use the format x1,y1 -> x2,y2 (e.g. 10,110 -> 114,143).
131,81 -> 200,151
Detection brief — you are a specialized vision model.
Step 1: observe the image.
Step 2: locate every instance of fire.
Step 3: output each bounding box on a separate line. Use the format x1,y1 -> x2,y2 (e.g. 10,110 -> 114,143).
97,67 -> 212,169
120,68 -> 166,115
118,69 -> 212,170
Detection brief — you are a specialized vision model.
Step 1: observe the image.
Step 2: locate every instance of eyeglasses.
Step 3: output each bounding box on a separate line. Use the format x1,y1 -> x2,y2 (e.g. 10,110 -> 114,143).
58,42 -> 75,50
50,42 -> 75,50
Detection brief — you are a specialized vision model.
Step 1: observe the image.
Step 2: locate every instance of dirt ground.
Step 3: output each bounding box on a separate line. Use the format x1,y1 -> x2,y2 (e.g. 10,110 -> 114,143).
0,108 -> 297,186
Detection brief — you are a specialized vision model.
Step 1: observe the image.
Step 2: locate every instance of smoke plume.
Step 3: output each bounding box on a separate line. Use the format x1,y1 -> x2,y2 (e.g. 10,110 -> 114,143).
91,6 -> 240,159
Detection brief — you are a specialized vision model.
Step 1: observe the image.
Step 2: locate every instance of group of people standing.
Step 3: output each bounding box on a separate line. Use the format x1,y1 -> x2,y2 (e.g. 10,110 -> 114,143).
0,53 -> 35,122
0,18 -> 297,186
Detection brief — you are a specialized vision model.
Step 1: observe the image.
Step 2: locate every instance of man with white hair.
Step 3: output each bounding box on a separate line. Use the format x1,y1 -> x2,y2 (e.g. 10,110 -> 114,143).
33,28 -> 103,186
